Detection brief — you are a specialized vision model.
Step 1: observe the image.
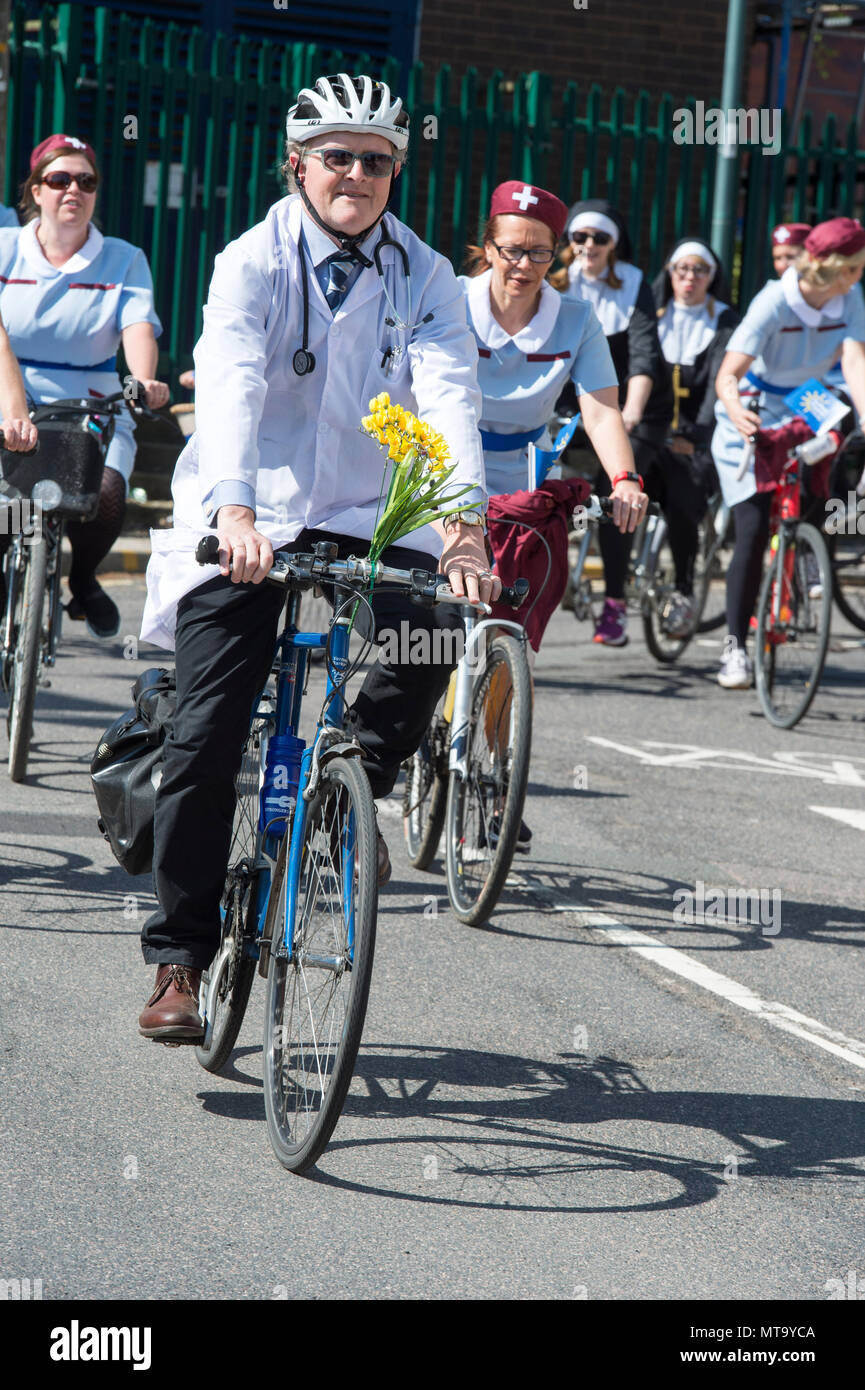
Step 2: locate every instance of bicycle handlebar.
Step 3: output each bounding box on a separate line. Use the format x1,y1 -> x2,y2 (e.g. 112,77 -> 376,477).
194,534 -> 529,612
578,495 -> 658,522
29,376 -> 161,426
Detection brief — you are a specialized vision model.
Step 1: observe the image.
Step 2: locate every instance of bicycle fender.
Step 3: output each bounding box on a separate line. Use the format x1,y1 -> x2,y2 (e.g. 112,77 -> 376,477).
318,739 -> 364,766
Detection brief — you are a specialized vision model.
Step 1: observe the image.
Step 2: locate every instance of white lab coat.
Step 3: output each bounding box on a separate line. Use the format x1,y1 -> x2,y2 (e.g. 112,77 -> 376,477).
141,194 -> 487,650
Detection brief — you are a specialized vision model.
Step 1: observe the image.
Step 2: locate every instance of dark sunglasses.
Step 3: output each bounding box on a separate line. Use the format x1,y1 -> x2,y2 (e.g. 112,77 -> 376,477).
571,230 -> 612,247
306,148 -> 397,178
39,170 -> 99,193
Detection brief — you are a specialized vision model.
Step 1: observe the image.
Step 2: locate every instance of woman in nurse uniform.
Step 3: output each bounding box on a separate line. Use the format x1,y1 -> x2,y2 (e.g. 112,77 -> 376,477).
0,134 -> 168,636
712,217 -> 865,688
459,181 -> 644,520
458,180 -> 646,849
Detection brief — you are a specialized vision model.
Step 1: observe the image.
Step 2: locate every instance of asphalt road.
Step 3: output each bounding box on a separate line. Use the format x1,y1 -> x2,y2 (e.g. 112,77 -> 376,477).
1,574 -> 864,1302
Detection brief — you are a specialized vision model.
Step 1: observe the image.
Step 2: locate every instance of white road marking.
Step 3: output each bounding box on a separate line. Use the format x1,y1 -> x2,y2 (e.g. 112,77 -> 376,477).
562,910 -> 865,1073
810,805 -> 865,833
586,737 -> 865,787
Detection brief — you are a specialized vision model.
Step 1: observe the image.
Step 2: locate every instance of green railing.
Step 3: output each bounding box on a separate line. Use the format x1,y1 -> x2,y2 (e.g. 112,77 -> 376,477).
4,3 -> 864,384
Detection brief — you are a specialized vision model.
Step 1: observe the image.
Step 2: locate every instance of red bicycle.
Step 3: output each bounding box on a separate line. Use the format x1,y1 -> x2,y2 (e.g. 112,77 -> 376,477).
752,426 -> 839,729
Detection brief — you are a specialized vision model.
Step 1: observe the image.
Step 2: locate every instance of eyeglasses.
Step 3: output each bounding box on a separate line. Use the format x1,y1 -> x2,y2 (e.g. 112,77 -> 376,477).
305,148 -> 398,178
39,169 -> 99,193
489,241 -> 555,265
571,230 -> 612,247
672,263 -> 711,278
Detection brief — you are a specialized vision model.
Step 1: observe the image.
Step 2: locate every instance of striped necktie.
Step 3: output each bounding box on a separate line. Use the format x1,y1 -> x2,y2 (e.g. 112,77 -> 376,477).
324,252 -> 356,312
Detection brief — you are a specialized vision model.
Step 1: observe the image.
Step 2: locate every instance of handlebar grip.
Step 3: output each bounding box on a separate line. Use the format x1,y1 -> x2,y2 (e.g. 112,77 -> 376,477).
196,534 -> 221,566
500,577 -> 529,609
0,431 -> 39,456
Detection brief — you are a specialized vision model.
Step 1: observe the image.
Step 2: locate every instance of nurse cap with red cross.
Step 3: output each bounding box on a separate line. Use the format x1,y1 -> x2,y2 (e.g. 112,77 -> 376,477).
30,133 -> 97,170
489,181 -> 568,241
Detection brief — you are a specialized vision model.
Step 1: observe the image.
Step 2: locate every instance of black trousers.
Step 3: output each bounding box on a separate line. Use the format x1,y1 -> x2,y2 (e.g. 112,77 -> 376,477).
597,432 -> 712,597
140,529 -> 462,969
725,481 -> 828,645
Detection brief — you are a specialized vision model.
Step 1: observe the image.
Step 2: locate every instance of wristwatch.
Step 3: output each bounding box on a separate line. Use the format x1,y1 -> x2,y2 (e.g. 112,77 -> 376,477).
444,509 -> 486,530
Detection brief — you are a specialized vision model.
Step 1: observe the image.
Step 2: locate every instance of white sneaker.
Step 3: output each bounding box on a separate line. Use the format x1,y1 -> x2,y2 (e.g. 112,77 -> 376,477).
663,590 -> 696,638
803,552 -> 823,600
718,638 -> 753,689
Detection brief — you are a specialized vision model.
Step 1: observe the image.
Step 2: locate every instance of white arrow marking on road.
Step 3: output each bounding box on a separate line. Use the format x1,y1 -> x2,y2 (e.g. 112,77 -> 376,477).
586,737 -> 865,786
565,912 -> 865,1073
810,806 -> 865,833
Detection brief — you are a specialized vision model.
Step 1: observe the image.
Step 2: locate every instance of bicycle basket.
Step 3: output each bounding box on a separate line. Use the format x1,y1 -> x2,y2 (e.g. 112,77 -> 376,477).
90,667 -> 176,875
0,420 -> 105,519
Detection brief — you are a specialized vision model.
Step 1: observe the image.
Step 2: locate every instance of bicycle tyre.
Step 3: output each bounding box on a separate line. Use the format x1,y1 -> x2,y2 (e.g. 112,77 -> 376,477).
755,522 -> 832,729
7,535 -> 48,782
264,754 -> 377,1174
194,717 -> 266,1073
697,497 -> 730,633
641,516 -> 693,665
403,711 -> 448,869
831,530 -> 865,633
444,632 -> 532,926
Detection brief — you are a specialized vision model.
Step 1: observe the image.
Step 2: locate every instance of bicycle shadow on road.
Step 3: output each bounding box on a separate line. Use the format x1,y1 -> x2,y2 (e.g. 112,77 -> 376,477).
301,1042 -> 865,1213
449,861 -> 865,955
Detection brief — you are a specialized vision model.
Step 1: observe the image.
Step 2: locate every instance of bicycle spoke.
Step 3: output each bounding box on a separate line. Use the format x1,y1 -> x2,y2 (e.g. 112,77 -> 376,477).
265,756 -> 377,1171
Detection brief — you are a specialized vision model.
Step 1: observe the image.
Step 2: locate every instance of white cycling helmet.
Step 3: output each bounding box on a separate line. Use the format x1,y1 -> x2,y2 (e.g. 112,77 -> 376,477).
285,72 -> 409,154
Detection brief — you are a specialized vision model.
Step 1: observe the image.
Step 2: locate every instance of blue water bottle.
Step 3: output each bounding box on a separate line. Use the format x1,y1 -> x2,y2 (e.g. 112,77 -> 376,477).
259,733 -> 305,843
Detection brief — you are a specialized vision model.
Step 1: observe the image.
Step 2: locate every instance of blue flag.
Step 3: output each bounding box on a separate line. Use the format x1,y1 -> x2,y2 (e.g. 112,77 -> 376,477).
527,416 -> 582,489
784,378 -> 848,435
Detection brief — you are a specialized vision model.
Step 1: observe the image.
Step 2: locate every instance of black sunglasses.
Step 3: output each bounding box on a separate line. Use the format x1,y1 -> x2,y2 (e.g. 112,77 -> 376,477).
571,230 -> 612,247
40,170 -> 99,193
306,148 -> 397,178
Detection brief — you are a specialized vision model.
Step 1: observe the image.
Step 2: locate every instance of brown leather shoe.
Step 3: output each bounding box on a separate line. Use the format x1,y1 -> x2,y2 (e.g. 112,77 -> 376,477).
377,826 -> 392,887
138,964 -> 204,1044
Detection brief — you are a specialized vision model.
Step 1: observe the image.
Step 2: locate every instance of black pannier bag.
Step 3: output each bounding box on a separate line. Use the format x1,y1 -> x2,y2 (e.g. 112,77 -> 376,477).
91,667 -> 177,875
0,418 -> 105,520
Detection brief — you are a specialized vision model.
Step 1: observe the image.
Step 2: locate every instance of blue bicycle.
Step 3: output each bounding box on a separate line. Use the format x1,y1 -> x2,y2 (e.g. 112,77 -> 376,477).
191,535 -> 524,1173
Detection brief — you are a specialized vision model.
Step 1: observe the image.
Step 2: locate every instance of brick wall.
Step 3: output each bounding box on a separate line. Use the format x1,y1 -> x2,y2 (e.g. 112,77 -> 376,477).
418,0 -> 755,106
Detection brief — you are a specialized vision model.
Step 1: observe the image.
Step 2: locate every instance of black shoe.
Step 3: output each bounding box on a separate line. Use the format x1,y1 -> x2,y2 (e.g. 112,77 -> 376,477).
66,580 -> 120,638
478,815 -> 532,853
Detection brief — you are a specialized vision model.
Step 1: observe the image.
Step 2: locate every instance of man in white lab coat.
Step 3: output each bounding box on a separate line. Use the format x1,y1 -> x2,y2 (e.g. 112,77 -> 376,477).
139,74 -> 497,1041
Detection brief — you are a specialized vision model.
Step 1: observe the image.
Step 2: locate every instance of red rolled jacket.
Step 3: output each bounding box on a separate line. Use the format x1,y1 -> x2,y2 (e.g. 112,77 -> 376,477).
487,476 -> 591,651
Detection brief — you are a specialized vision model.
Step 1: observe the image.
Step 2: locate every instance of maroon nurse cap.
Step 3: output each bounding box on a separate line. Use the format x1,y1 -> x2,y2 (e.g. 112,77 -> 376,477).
29,133 -> 97,172
489,181 -> 568,242
804,217 -> 865,259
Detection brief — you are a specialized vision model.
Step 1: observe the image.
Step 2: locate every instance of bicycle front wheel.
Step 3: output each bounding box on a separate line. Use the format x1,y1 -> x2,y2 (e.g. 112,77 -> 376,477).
264,754 -> 377,1174
831,525 -> 865,633
755,523 -> 832,729
697,496 -> 730,633
7,535 -> 48,782
641,517 -> 693,664
445,632 -> 532,925
194,717 -> 264,1073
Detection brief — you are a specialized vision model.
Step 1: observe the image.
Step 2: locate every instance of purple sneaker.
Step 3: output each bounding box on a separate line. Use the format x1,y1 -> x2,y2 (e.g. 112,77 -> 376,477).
593,598 -> 628,646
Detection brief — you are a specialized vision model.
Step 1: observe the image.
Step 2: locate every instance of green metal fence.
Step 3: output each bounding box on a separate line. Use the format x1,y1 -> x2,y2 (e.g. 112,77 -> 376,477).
4,2 -> 865,384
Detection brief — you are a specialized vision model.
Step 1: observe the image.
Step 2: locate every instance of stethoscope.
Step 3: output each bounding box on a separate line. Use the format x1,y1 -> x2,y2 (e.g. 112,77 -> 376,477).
292,222 -> 433,377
